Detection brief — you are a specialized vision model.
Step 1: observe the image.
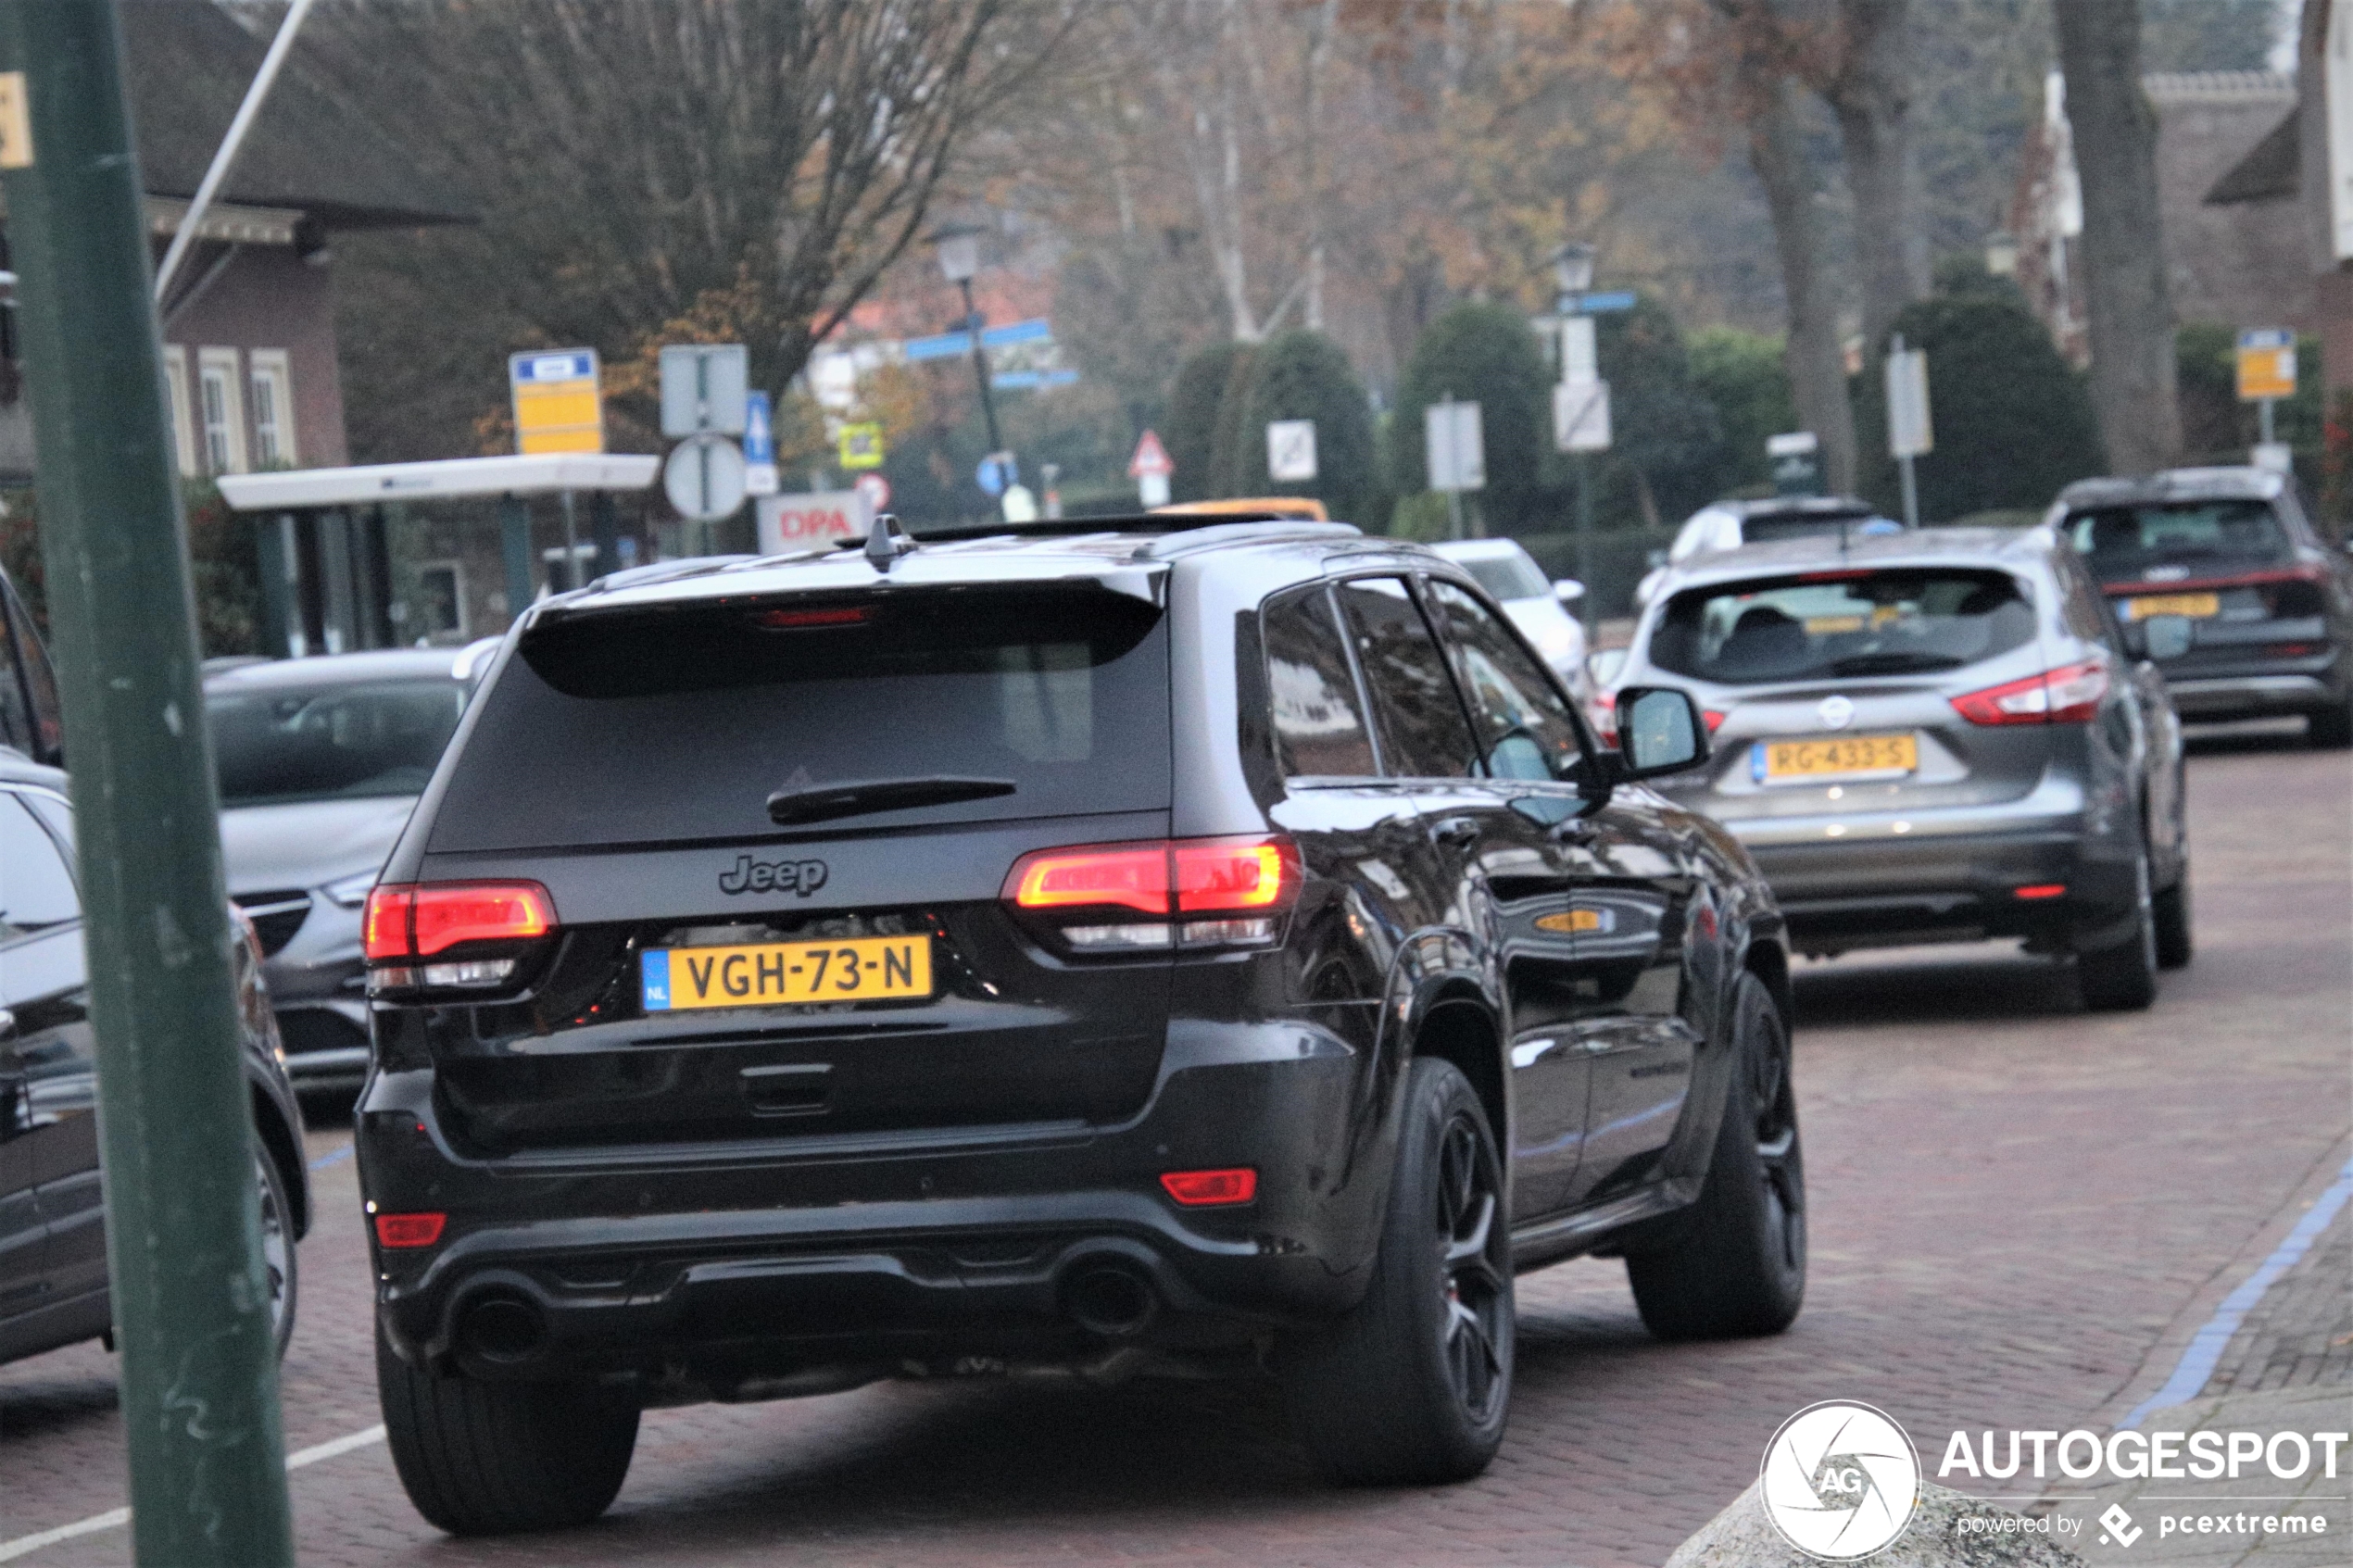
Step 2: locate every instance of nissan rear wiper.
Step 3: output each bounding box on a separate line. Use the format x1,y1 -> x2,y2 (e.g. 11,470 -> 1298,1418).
1826,651 -> 1965,676
765,775 -> 1015,826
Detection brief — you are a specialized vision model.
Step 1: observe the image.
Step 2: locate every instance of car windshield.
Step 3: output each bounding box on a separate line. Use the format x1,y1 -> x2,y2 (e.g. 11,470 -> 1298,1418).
208,677 -> 466,808
1647,569 -> 2036,685
429,585 -> 1172,851
2060,500 -> 2294,584
1456,552 -> 1549,602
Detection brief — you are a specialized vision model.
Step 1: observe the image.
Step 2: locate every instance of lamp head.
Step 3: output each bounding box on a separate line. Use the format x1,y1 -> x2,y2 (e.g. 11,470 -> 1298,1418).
930,225 -> 983,285
1552,242 -> 1596,295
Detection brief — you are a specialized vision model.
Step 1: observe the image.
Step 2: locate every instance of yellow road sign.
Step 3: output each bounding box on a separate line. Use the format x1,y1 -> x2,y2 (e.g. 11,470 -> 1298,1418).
510,348 -> 604,455
838,421 -> 885,470
2236,330 -> 2296,402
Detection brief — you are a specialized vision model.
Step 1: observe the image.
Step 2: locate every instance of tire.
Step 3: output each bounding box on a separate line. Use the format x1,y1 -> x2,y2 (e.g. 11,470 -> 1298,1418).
2308,701 -> 2353,749
255,1148 -> 297,1360
377,1325 -> 639,1535
1281,1057 -> 1513,1486
1626,972 -> 1806,1341
2153,870 -> 2193,972
2078,852 -> 2158,1011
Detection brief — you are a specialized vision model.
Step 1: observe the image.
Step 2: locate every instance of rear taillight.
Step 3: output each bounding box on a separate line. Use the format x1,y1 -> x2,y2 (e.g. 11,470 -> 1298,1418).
1592,691 -> 1617,743
364,881 -> 556,990
1949,659 -> 2109,726
1004,835 -> 1301,952
1160,1168 -> 1258,1206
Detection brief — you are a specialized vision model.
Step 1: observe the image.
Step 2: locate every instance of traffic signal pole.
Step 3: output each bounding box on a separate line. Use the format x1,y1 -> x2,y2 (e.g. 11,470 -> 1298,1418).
0,6 -> 295,1563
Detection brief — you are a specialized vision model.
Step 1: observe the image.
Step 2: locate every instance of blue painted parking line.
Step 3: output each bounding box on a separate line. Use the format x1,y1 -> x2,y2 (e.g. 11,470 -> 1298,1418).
308,1142 -> 354,1172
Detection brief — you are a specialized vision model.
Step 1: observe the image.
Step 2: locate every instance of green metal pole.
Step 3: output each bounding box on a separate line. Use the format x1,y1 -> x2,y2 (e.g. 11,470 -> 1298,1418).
0,6 -> 295,1564
498,493 -> 534,616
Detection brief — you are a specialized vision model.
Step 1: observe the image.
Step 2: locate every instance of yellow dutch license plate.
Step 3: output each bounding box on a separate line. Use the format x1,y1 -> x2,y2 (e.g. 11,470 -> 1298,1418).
2122,592 -> 2221,621
1757,734 -> 1919,783
641,935 -> 932,1011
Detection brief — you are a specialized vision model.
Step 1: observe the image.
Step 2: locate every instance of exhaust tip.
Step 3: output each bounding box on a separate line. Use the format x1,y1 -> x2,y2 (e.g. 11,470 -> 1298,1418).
1064,1263 -> 1159,1338
457,1294 -> 547,1364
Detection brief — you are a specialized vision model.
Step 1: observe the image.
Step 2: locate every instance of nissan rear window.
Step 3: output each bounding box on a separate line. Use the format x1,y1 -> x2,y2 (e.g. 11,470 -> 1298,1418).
1738,512 -> 1897,545
1647,569 -> 2036,685
2060,501 -> 2294,584
427,587 -> 1171,851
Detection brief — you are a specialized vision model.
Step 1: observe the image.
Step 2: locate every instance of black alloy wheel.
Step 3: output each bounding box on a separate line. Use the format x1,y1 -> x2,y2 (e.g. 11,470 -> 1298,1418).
1435,1110 -> 1508,1428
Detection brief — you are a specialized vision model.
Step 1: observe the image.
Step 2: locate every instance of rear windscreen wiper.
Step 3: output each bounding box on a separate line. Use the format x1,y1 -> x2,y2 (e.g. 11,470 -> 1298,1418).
1827,652 -> 1965,676
766,775 -> 1016,826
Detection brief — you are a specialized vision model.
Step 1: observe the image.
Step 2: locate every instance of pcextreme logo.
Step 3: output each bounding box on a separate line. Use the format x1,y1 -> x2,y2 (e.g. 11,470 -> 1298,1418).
1760,1401 -> 1922,1561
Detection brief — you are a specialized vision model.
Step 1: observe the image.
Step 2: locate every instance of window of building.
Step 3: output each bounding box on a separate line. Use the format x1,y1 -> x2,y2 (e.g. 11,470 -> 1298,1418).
196,347 -> 246,475
160,345 -> 198,477
247,349 -> 295,469
413,561 -> 467,640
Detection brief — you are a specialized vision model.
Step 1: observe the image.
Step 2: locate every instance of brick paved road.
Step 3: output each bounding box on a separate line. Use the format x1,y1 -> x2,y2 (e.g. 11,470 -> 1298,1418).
3,735 -> 2347,1567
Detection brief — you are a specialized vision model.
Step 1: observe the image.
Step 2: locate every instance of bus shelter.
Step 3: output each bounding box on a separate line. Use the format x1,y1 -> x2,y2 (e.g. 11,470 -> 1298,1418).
218,453 -> 659,658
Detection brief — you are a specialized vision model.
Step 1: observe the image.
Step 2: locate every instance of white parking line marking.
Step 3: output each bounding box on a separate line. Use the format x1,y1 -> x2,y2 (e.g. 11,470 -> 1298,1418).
0,1424 -> 384,1562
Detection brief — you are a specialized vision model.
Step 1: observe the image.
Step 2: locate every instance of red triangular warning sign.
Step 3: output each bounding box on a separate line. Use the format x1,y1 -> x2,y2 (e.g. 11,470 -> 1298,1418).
1127,429 -> 1173,479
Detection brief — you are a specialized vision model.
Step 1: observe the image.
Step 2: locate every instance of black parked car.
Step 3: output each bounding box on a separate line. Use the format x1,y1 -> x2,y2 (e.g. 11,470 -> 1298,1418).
208,645 -> 497,1098
1616,527 -> 2189,1010
2049,466 -> 2353,746
1,752 -> 311,1364
358,516 -> 1802,1534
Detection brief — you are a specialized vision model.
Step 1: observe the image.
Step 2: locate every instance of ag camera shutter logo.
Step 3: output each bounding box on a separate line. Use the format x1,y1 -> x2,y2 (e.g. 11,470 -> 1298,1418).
1761,1401 -> 1920,1560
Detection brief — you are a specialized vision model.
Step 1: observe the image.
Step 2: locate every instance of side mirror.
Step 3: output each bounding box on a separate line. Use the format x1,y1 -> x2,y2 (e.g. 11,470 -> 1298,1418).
1587,647 -> 1629,690
1615,685 -> 1712,779
1552,578 -> 1585,606
2141,613 -> 2193,661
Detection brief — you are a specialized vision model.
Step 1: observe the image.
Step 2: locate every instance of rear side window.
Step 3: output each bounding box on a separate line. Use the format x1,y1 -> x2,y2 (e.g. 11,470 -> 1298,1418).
2061,501 -> 2293,584
1334,579 -> 1477,778
1421,581 -> 1585,782
1263,586 -> 1377,779
1649,569 -> 2036,685
0,793 -> 77,937
432,587 -> 1171,850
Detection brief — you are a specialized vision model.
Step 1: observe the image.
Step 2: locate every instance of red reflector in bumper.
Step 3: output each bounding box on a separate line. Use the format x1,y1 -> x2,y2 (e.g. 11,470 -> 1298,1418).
373,1212 -> 447,1248
2013,884 -> 2067,901
1160,1168 -> 1258,1207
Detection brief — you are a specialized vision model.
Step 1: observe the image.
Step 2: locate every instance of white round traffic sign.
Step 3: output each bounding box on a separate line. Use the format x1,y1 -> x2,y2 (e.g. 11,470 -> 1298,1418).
853,471 -> 891,511
663,433 -> 748,522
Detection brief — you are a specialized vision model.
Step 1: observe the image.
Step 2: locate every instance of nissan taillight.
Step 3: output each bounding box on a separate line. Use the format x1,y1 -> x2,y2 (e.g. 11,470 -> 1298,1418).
1003,835 -> 1302,952
1949,659 -> 2109,726
364,881 -> 556,991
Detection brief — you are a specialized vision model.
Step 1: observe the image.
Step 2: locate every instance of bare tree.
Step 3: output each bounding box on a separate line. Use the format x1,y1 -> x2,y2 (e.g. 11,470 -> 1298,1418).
1747,75 -> 1860,493
2052,0 -> 2181,473
1819,0 -> 1927,355
311,0 -> 1040,454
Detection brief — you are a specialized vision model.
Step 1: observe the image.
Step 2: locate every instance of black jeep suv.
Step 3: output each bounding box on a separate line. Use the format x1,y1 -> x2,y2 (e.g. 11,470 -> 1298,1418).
357,516 -> 1803,1534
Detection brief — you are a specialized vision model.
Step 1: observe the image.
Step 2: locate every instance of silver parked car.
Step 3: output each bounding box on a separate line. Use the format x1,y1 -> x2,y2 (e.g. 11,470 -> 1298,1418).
208,643 -> 497,1096
1616,527 -> 2188,1010
1428,538 -> 1591,705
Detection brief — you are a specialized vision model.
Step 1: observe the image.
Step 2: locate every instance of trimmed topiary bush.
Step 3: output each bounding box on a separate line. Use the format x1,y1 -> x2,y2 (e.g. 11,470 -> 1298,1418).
1393,303 -> 1551,530
1689,326 -> 1796,496
1164,341 -> 1252,503
1233,330 -> 1377,521
1856,283 -> 2106,520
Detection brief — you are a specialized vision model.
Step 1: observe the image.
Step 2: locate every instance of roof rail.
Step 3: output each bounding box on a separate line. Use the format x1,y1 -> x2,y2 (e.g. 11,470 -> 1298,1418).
904,511 -> 1360,551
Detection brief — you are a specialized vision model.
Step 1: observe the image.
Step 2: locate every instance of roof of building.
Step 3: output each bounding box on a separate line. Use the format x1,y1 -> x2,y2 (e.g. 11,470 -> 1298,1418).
2206,106 -> 2300,206
121,0 -> 473,232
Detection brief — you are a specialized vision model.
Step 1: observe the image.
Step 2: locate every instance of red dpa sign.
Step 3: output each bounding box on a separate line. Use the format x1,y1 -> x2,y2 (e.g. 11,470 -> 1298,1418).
757,490 -> 872,553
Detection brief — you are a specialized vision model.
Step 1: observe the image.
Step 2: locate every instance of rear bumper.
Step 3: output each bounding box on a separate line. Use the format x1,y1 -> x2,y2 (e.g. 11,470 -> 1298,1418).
1717,777 -> 2138,952
359,1022 -> 1387,1386
2163,673 -> 2336,721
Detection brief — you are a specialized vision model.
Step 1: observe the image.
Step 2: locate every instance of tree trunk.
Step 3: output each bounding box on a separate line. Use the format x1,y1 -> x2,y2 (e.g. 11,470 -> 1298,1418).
1749,76 -> 1859,494
2053,0 -> 2181,473
1824,0 -> 1926,355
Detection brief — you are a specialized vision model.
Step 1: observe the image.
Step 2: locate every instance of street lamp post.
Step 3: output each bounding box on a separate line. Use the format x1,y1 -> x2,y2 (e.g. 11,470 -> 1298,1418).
930,225 -> 1006,465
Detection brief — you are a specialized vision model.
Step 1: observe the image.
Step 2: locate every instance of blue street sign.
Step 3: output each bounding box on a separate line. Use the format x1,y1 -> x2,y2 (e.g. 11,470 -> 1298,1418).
904,318 -> 1055,362
510,349 -> 596,383
1567,290 -> 1638,314
742,390 -> 775,465
976,453 -> 1018,496
991,369 -> 1080,391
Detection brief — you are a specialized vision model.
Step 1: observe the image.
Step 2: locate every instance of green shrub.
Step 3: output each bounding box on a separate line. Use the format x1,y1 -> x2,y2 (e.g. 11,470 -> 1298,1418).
1592,296 -> 1728,524
1393,303 -> 1551,529
1233,330 -> 1377,521
1164,341 -> 1250,503
1855,284 -> 2105,520
1689,326 -> 1796,495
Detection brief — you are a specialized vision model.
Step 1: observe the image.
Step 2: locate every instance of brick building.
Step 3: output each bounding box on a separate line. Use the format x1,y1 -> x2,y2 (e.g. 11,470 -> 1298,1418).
0,0 -> 471,483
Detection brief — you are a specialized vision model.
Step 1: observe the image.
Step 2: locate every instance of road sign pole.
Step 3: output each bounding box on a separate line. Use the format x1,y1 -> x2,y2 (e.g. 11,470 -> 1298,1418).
0,6 -> 296,1563
1575,453 -> 1594,640
2260,397 -> 2276,445
1898,453 -> 1920,531
957,277 -> 1007,460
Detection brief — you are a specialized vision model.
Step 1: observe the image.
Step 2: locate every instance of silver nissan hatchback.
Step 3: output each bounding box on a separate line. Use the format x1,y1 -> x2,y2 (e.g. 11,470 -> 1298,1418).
1615,527 -> 2189,1010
